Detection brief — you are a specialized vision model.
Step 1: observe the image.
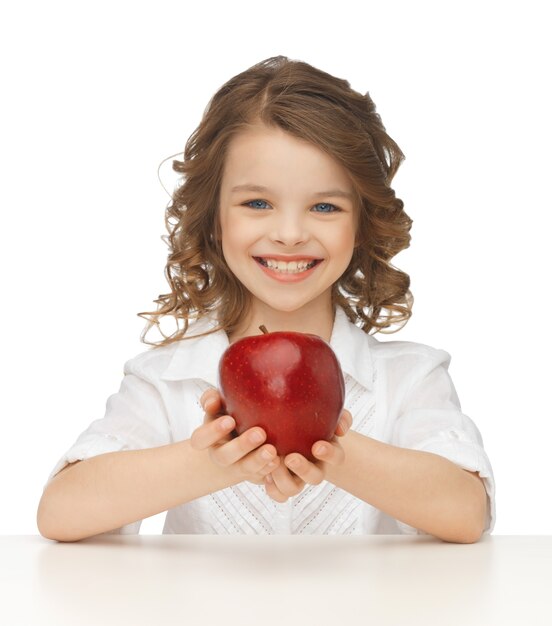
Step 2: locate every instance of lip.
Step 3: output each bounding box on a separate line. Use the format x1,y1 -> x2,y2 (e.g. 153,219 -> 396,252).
253,256 -> 323,283
254,254 -> 322,262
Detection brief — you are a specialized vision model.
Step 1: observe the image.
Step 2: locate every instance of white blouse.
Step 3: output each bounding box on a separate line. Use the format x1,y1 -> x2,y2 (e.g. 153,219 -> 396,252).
45,306 -> 496,535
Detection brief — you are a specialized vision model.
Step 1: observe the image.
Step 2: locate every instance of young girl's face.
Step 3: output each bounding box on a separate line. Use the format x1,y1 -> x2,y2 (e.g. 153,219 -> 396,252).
218,123 -> 357,320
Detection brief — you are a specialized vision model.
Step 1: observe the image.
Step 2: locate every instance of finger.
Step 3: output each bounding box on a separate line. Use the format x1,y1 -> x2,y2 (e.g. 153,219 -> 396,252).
246,475 -> 266,486
312,438 -> 345,465
269,460 -> 305,496
190,414 -> 235,450
200,389 -> 223,417
264,473 -> 289,503
335,409 -> 353,437
210,427 -> 268,467
284,453 -> 325,486
240,443 -> 280,477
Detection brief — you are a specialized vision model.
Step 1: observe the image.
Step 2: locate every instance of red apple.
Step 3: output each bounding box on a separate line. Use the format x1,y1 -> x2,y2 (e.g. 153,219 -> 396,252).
218,325 -> 345,462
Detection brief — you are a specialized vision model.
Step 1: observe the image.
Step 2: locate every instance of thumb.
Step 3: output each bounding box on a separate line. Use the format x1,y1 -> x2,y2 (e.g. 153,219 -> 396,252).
337,409 -> 353,436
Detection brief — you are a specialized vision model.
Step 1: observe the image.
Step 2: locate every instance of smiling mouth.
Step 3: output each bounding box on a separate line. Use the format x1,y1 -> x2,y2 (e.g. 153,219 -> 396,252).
254,257 -> 322,274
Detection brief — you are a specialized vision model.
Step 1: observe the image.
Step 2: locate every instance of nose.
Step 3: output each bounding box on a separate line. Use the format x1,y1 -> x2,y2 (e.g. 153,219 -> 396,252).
269,211 -> 309,247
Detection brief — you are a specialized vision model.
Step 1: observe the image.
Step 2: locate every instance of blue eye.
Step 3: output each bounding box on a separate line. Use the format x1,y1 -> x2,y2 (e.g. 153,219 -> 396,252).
245,200 -> 270,210
243,200 -> 341,213
313,203 -> 340,213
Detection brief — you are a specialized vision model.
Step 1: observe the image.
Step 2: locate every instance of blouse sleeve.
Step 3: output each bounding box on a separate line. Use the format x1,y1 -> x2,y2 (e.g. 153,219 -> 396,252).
391,349 -> 496,536
43,354 -> 173,535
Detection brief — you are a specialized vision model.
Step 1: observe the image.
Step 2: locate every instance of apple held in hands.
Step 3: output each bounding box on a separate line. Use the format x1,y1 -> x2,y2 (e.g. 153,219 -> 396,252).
218,325 -> 345,462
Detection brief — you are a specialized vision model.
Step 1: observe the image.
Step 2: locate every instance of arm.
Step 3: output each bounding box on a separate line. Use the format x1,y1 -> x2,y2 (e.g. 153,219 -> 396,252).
325,430 -> 487,543
37,440 -> 240,542
37,396 -> 280,543
271,430 -> 487,543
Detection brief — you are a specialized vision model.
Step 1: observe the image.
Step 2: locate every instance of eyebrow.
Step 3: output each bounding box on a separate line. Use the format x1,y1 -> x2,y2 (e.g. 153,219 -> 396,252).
230,184 -> 354,200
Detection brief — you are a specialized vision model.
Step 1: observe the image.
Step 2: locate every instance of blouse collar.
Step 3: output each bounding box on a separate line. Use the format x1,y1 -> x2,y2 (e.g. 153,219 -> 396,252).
160,306 -> 375,391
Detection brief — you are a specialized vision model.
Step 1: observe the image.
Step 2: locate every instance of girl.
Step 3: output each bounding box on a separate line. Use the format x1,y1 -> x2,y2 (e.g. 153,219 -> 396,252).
37,55 -> 495,542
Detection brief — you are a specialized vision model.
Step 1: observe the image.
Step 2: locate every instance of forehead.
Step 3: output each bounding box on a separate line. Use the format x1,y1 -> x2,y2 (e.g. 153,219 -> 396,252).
221,124 -> 354,193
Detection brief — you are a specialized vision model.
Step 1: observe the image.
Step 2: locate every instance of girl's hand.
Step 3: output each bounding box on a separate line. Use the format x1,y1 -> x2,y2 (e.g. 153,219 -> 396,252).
264,409 -> 353,503
191,389 -> 281,485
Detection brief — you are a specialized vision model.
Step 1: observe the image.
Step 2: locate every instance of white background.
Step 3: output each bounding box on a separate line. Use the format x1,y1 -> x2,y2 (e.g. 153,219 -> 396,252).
1,0 -> 550,534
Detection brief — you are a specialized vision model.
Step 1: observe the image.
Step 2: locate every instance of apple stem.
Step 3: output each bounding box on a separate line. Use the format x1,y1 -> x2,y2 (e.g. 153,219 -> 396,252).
259,325 -> 269,334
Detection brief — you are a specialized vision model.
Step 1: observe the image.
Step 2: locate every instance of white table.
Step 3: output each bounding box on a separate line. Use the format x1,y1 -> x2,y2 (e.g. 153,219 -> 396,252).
1,535 -> 551,625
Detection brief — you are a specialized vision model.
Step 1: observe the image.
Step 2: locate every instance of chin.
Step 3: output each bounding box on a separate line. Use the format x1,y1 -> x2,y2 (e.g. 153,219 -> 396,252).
261,302 -> 306,314
257,295 -> 322,315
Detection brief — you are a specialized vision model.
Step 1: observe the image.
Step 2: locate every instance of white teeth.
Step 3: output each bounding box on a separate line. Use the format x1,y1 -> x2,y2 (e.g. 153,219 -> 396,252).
259,258 -> 318,273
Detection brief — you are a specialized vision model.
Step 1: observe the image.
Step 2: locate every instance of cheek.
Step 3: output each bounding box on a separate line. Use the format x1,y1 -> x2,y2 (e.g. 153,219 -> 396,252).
220,211 -> 237,246
330,224 -> 356,261
220,216 -> 254,264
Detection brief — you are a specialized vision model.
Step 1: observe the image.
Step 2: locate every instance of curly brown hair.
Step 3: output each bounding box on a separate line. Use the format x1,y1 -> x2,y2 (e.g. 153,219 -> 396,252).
138,55 -> 413,347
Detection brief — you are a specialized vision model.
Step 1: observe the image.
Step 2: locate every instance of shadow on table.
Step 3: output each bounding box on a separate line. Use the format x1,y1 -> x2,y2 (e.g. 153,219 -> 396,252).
34,534 -> 496,624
